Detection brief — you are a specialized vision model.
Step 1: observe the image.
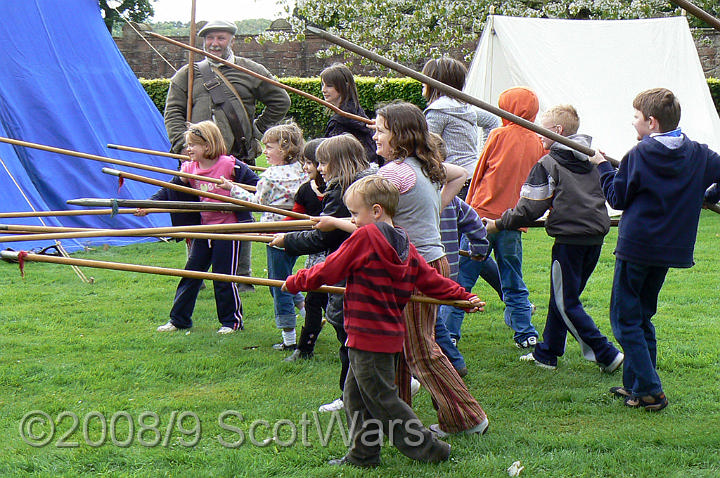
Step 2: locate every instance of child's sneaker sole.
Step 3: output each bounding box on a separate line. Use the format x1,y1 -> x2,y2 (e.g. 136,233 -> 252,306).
519,352 -> 556,370
600,352 -> 624,373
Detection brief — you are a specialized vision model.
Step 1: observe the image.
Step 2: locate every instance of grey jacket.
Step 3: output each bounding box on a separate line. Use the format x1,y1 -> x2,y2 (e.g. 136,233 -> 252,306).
164,55 -> 290,156
496,134 -> 610,245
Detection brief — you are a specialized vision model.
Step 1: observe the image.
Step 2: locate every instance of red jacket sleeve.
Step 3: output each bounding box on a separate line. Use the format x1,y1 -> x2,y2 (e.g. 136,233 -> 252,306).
411,245 -> 474,302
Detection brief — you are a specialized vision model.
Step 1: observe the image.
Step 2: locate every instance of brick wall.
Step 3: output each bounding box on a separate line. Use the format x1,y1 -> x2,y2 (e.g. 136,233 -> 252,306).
115,22 -> 720,80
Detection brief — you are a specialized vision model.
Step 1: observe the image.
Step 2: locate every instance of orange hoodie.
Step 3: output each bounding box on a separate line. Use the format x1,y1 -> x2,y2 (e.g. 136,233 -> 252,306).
466,87 -> 545,220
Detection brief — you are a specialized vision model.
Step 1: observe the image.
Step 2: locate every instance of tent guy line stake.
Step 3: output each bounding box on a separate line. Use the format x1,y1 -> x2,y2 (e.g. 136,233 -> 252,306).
0,136 -> 255,192
145,31 -> 374,126
2,251 -> 477,309
0,155 -> 91,283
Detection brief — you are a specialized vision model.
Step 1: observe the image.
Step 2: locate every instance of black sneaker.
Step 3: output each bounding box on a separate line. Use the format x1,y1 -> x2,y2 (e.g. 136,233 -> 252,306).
272,342 -> 296,351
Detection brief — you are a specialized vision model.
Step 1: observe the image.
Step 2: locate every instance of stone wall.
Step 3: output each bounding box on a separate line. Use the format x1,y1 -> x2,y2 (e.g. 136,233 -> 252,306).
115,22 -> 720,80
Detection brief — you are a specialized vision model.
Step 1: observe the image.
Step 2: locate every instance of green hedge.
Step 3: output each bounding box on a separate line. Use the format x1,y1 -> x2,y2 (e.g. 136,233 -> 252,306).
140,77 -> 425,138
708,77 -> 720,114
141,77 -> 720,138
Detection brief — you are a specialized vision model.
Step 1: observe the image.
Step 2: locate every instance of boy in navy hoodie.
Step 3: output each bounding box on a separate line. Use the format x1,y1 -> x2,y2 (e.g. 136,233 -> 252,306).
590,88 -> 720,411
283,175 -> 484,467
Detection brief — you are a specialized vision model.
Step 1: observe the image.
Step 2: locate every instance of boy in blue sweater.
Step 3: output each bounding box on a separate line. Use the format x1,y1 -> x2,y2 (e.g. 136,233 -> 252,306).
590,88 -> 720,411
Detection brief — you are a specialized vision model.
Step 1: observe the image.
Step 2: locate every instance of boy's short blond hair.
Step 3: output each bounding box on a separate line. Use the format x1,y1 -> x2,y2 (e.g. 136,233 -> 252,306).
542,105 -> 579,136
633,88 -> 681,133
184,120 -> 227,158
262,123 -> 305,163
344,175 -> 399,218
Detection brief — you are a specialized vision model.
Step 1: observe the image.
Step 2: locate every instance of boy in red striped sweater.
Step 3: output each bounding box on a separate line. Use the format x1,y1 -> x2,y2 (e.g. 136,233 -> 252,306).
283,175 -> 484,467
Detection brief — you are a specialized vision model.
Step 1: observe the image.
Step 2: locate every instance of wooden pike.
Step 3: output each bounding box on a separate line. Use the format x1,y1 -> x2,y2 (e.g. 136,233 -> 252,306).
145,31 -> 374,126
103,167 -> 311,220
186,0 -> 197,122
0,230 -> 274,243
0,219 -> 314,239
0,136 -> 255,192
67,198 -> 262,212
0,208 -> 212,219
1,251 -> 477,308
107,143 -> 266,172
670,0 -> 720,32
305,25 -> 621,168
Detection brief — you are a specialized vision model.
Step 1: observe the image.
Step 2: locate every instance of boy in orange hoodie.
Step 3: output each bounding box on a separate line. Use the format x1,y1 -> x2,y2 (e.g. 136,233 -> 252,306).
464,87 -> 545,348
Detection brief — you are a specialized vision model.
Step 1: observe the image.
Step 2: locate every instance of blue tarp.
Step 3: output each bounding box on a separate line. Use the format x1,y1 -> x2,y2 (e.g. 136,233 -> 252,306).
0,0 -> 175,252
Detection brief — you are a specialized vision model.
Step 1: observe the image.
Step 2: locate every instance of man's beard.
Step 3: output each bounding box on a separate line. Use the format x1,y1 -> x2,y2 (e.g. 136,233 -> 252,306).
204,46 -> 231,60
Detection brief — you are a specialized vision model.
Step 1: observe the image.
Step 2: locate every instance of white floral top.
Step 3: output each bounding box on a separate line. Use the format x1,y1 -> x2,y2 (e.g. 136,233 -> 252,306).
232,162 -> 307,223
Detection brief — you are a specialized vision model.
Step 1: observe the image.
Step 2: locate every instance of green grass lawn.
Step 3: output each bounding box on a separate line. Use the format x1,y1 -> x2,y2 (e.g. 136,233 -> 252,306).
1,212 -> 719,477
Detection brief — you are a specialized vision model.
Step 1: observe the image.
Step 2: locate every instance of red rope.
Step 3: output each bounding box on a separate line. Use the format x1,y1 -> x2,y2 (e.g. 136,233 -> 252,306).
17,250 -> 28,277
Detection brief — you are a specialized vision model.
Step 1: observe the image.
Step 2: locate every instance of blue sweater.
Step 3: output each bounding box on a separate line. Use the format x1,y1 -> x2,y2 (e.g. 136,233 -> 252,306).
597,134 -> 720,268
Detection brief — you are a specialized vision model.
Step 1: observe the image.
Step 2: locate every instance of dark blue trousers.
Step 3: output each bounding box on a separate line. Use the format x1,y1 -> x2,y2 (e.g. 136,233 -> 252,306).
610,258 -> 668,396
533,243 -> 620,368
170,239 -> 243,330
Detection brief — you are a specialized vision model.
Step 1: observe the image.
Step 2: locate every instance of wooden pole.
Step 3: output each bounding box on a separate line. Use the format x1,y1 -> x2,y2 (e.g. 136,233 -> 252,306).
305,25 -> 622,168
145,31 -> 374,126
0,219 -> 314,237
102,167 -> 311,220
0,230 -> 275,243
67,198 -> 262,212
0,136 -> 255,192
186,0 -> 197,122
107,143 -> 266,172
1,251 -> 477,308
0,208 -> 214,219
670,0 -> 720,32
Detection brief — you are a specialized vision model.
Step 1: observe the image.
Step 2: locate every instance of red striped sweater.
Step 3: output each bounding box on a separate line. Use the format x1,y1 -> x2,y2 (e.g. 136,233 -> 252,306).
285,222 -> 474,353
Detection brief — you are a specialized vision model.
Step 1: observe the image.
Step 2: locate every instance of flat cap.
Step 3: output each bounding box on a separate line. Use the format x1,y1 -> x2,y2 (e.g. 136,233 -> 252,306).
198,20 -> 237,37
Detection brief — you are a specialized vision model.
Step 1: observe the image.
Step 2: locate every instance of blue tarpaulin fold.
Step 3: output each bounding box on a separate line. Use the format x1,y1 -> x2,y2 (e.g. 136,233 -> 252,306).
0,0 -> 176,252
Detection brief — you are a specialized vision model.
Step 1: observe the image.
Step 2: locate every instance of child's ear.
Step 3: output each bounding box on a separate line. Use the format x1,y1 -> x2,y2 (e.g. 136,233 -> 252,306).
372,204 -> 383,218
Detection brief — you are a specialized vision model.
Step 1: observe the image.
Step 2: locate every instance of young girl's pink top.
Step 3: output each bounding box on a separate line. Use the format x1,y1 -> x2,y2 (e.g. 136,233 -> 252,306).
182,155 -> 236,225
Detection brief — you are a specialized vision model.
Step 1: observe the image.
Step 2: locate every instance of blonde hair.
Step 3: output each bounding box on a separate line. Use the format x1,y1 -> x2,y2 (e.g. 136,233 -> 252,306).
184,120 -> 227,159
316,134 -> 369,191
344,175 -> 399,218
261,123 -> 305,164
542,105 -> 580,136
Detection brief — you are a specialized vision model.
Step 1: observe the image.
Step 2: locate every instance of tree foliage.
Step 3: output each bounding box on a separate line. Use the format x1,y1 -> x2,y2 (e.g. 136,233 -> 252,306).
270,0 -> 720,66
99,0 -> 154,33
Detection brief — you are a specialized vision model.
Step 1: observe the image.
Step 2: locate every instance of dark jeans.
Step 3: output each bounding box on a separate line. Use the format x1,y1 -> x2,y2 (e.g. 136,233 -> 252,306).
610,258 -> 668,396
533,243 -> 620,367
170,239 -> 242,329
297,291 -> 328,355
343,348 -> 450,465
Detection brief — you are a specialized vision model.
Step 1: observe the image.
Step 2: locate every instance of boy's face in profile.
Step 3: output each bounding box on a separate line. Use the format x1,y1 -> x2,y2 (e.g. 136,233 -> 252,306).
632,109 -> 652,140
539,115 -> 559,150
345,191 -> 377,228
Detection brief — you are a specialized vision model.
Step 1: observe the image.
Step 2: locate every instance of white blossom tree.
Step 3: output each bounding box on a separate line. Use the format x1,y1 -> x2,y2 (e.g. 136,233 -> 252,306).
268,0 -> 719,67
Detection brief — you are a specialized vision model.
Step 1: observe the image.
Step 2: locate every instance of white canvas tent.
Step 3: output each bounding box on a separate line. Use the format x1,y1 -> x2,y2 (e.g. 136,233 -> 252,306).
465,15 -> 720,160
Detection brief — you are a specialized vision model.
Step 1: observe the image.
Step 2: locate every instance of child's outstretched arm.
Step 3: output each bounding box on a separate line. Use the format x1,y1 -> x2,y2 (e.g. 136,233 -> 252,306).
312,215 -> 356,233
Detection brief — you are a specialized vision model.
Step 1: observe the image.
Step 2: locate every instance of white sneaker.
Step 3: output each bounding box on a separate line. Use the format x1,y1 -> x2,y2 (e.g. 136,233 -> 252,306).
157,321 -> 178,332
410,377 -> 421,396
520,352 -> 556,370
430,417 -> 489,438
600,352 -> 624,373
217,326 -> 235,334
318,398 -> 344,412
